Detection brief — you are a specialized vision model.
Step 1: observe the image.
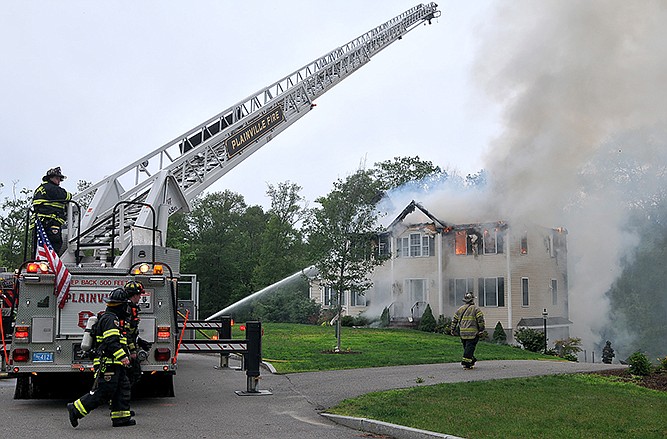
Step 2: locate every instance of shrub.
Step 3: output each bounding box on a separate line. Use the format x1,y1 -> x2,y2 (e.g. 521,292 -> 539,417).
492,321 -> 507,344
340,315 -> 355,327
554,337 -> 582,361
435,315 -> 451,334
380,307 -> 390,328
418,304 -> 436,332
659,356 -> 667,371
514,327 -> 545,353
628,351 -> 652,376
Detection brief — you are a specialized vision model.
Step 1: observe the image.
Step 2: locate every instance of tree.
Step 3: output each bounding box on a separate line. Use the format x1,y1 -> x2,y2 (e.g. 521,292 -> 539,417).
371,156 -> 445,192
249,280 -> 321,324
492,321 -> 508,344
306,170 -> 386,352
252,181 -> 310,289
170,190 -> 268,318
0,183 -> 33,269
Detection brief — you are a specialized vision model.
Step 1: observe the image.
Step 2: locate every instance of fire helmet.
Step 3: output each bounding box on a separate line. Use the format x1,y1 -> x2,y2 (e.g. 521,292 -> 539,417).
105,288 -> 128,304
124,281 -> 145,297
43,167 -> 66,181
463,292 -> 475,304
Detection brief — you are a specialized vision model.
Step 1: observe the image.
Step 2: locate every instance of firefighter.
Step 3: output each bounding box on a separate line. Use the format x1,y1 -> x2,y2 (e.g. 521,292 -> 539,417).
67,288 -> 136,428
32,166 -> 72,254
124,281 -> 151,384
451,292 -> 485,369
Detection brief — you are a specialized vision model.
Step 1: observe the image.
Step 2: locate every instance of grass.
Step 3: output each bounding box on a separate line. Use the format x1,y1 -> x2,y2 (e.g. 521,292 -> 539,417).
218,323 -> 667,438
254,323 -> 550,373
328,374 -> 667,438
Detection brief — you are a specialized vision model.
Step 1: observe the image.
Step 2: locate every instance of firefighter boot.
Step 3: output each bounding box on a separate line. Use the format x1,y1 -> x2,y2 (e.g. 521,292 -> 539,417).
113,418 -> 137,427
66,403 -> 82,428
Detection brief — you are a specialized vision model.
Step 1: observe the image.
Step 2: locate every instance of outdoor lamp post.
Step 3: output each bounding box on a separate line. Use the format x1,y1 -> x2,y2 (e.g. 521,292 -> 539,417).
542,308 -> 548,354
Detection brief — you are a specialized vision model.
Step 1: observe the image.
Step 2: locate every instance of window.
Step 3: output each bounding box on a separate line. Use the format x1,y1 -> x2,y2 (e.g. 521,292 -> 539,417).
551,279 -> 558,306
378,233 -> 391,257
520,232 -> 528,254
398,233 -> 433,257
449,278 -> 474,306
521,277 -> 529,307
483,228 -> 505,254
455,231 -> 467,255
350,291 -> 366,307
405,279 -> 426,304
455,230 -> 481,255
478,277 -> 505,307
323,286 -> 336,307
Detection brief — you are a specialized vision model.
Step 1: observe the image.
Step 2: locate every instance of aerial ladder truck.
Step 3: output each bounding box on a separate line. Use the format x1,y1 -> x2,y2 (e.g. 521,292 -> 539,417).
4,3 -> 440,398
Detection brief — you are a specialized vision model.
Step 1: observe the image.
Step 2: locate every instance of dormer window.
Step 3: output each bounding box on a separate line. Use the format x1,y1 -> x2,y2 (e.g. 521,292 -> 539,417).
397,232 -> 433,257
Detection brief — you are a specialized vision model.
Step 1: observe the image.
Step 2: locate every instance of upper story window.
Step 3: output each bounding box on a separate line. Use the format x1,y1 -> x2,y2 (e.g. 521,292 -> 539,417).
520,232 -> 528,254
455,228 -> 505,256
397,233 -> 433,258
378,233 -> 391,257
483,228 -> 504,254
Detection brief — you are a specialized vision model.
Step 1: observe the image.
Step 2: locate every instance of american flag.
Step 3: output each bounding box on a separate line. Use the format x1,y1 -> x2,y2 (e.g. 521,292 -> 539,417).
35,219 -> 71,309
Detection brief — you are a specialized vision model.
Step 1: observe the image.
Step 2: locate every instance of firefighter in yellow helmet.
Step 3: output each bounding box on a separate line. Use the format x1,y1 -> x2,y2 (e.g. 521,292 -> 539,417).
32,166 -> 72,254
67,288 -> 135,428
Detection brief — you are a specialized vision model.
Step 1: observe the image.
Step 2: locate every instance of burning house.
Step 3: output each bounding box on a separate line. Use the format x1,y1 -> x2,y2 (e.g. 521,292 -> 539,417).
310,200 -> 571,345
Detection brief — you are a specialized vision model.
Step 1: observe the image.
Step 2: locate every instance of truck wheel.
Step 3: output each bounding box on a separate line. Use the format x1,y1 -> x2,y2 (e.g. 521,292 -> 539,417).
14,375 -> 31,399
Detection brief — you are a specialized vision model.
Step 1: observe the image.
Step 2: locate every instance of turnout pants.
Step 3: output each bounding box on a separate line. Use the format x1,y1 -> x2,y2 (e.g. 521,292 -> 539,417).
73,363 -> 132,424
461,336 -> 479,367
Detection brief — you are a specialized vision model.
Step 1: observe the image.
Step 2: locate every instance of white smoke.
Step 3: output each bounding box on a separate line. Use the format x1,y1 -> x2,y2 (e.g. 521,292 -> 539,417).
378,2 -> 667,356
472,1 -> 667,354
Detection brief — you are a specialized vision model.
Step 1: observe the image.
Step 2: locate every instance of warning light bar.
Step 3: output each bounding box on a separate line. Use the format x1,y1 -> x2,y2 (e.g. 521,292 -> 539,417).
131,263 -> 165,275
26,262 -> 49,274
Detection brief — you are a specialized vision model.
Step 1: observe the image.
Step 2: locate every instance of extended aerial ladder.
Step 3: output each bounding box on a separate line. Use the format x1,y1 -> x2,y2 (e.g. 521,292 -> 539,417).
62,3 -> 440,268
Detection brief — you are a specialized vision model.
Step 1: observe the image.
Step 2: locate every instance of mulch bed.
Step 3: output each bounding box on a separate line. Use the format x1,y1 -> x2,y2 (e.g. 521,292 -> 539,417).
591,368 -> 667,392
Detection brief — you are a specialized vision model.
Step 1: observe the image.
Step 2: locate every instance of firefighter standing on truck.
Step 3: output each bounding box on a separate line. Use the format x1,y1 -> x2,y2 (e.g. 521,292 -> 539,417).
32,166 -> 72,254
67,288 -> 136,428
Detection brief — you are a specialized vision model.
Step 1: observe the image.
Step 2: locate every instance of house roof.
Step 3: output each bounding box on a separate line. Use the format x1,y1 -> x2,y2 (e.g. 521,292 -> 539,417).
386,200 -> 448,231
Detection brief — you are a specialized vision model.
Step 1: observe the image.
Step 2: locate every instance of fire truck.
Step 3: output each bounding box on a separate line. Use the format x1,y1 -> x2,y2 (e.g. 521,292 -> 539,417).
3,3 -> 440,398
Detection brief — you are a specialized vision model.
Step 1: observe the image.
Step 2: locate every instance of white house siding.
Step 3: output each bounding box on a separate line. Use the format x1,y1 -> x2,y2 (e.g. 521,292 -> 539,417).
309,203 -> 570,347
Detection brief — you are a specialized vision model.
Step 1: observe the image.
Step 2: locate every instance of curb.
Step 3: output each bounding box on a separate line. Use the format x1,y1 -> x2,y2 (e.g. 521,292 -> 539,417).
321,413 -> 466,439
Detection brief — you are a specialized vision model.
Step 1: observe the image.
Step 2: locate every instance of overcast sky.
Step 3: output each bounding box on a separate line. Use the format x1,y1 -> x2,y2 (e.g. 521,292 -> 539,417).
1,1 -> 498,208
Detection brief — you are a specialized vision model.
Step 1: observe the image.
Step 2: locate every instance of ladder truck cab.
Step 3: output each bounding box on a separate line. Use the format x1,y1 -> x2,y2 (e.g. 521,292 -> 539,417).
4,3 -> 440,399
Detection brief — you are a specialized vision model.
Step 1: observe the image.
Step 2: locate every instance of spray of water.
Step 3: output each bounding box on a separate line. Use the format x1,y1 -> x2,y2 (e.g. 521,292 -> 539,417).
205,266 -> 318,321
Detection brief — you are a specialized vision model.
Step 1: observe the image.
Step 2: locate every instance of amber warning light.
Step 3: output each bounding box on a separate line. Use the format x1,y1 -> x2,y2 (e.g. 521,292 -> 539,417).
26,262 -> 49,273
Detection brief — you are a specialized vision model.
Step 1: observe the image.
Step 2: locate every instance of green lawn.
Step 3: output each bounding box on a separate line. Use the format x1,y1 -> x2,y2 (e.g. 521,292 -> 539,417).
328,374 -> 667,438
255,323 -> 549,373
226,323 -> 667,438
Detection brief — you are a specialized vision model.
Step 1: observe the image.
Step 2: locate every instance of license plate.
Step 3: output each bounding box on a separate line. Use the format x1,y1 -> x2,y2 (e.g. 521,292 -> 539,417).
32,352 -> 54,363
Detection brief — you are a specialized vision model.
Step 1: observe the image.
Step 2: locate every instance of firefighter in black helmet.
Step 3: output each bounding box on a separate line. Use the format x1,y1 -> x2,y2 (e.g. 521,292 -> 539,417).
32,166 -> 72,254
124,281 -> 150,384
67,288 -> 136,428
